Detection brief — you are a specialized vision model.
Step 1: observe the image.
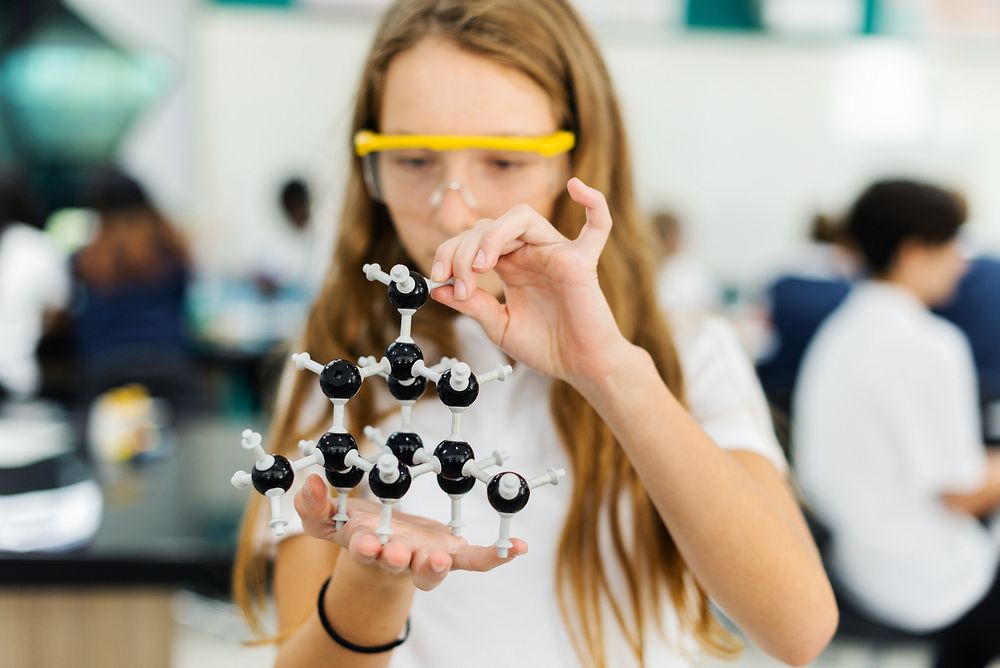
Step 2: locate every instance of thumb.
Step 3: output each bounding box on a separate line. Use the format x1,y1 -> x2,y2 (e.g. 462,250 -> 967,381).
431,283 -> 508,347
294,473 -> 334,523
567,177 -> 613,262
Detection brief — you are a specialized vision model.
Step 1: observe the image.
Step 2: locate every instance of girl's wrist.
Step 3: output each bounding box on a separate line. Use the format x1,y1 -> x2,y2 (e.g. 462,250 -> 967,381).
569,338 -> 654,400
334,551 -> 415,596
322,552 -> 416,648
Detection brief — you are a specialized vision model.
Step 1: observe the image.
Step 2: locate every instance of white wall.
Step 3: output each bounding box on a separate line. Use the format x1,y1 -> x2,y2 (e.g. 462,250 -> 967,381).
610,33 -> 1000,285
193,9 -> 373,276
186,10 -> 1000,284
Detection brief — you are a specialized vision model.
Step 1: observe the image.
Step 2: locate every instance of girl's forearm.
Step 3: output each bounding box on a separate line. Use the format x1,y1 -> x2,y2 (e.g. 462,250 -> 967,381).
574,344 -> 836,665
277,556 -> 415,668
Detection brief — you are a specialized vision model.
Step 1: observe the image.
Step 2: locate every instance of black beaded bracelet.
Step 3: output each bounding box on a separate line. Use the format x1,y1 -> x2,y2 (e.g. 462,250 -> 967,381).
317,576 -> 411,654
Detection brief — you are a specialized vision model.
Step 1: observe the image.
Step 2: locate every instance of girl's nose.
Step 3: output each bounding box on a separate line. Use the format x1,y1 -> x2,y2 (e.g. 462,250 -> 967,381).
431,182 -> 479,236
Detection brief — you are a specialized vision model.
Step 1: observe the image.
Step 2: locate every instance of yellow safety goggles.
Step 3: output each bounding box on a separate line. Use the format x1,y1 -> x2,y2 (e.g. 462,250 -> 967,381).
353,130 -> 576,158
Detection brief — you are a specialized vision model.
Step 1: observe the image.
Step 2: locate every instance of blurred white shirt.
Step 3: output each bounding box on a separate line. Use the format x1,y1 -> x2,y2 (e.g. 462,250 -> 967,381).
0,224 -> 70,397
794,281 -> 999,632
655,251 -> 723,319
250,219 -> 322,293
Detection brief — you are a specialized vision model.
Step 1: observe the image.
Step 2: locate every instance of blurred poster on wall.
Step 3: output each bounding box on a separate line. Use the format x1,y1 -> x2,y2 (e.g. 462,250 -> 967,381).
572,0 -> 679,29
761,0 -> 862,36
878,0 -> 1000,35
930,0 -> 1000,35
299,0 -> 392,15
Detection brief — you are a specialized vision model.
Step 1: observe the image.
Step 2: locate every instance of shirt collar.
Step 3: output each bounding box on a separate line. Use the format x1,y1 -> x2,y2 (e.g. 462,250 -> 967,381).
856,280 -> 926,313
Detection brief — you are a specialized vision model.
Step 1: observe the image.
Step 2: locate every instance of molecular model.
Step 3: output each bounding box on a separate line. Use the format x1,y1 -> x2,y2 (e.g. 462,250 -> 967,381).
231,262 -> 566,557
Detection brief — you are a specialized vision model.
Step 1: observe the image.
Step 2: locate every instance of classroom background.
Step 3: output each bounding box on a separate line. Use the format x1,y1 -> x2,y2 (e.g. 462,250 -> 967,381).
2,1 -> 999,666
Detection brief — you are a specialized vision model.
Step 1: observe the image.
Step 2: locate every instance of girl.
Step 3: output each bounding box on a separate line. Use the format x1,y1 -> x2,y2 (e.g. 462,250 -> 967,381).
234,1 -> 837,666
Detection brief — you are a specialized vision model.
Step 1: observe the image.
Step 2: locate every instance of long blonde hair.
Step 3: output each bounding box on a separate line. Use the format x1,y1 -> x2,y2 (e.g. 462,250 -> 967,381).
234,1 -> 739,664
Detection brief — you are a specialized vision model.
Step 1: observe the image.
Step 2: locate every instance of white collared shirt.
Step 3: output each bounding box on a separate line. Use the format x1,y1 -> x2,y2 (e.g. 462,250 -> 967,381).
269,315 -> 785,667
794,281 -> 999,632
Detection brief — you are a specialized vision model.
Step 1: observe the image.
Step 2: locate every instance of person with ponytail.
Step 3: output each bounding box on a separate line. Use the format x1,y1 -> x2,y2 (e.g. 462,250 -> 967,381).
233,1 -> 837,666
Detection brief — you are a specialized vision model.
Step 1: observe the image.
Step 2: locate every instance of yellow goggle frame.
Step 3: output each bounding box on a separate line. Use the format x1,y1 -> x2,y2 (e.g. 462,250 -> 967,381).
354,130 -> 576,158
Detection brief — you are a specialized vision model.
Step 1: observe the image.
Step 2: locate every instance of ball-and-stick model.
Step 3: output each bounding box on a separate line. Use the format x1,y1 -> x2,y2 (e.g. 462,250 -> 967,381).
230,429 -> 325,536
230,262 -> 567,556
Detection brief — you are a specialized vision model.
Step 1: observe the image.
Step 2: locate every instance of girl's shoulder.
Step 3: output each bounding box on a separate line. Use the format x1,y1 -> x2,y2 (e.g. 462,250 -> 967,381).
670,315 -> 749,379
671,315 -> 787,472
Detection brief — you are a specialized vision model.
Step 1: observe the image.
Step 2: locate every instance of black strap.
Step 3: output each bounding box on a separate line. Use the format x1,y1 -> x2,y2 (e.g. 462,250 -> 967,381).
317,576 -> 410,654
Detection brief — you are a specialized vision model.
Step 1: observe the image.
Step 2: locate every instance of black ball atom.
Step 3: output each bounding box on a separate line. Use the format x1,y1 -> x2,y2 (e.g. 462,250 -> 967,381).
319,359 -> 362,400
251,455 -> 294,494
434,440 -> 475,480
368,462 -> 412,500
436,474 -> 476,496
386,431 -> 423,466
326,465 -> 364,489
384,341 -> 423,381
436,369 -> 479,408
388,272 -> 430,310
387,375 -> 427,402
486,472 -> 530,514
316,432 -> 358,471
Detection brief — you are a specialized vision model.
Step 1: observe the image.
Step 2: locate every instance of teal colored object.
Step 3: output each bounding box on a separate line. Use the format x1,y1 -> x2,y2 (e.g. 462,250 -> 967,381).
862,0 -> 881,34
686,0 -> 761,31
0,5 -> 169,165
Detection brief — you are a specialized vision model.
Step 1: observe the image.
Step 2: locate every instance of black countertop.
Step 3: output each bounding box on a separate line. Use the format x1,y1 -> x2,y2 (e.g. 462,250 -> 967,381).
0,417 -> 256,595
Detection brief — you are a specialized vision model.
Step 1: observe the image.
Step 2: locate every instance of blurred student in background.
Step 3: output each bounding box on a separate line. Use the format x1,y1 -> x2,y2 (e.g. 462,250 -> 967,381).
778,213 -> 860,282
794,179 -> 1000,668
937,254 -> 1000,439
649,210 -> 722,322
0,168 -> 70,400
71,168 -> 195,414
758,203 -> 1000,444
253,177 -> 319,298
755,214 -> 857,417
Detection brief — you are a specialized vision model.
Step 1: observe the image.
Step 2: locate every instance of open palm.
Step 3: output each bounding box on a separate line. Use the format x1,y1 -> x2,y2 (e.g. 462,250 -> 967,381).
294,474 -> 526,591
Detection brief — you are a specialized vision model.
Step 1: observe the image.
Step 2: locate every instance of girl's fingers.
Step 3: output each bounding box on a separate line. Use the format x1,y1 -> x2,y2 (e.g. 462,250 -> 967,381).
430,233 -> 465,284
451,227 -> 488,299
294,474 -> 338,540
295,475 -> 523,577
479,204 -> 565,268
347,527 -> 383,565
567,177 -> 613,262
431,283 -> 509,346
410,548 -> 453,592
451,538 -> 528,572
377,537 -> 413,574
465,213 -> 527,278
432,205 -> 566,299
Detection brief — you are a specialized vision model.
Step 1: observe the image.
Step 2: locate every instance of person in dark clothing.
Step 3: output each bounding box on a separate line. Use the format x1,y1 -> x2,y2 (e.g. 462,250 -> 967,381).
936,256 -> 1000,406
756,276 -> 851,417
72,168 -> 195,414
